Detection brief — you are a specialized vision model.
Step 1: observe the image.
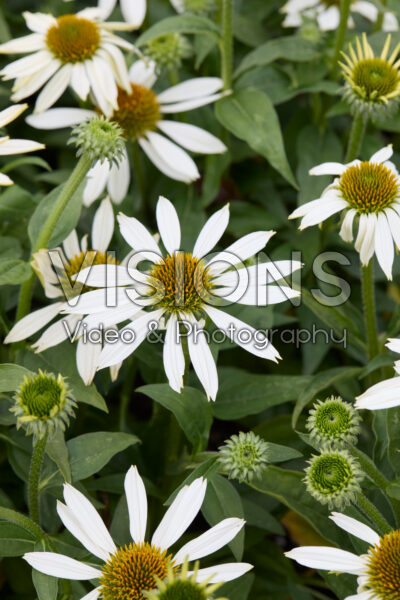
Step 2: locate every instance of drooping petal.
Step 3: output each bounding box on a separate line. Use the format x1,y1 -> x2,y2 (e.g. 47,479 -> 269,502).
139,136 -> 193,182
4,302 -> 64,343
158,77 -> 223,104
374,211 -> 394,280
329,512 -> 379,546
63,229 -> 81,260
32,315 -> 82,353
0,104 -> 27,127
156,195 -> 181,254
26,107 -> 94,130
107,150 -> 130,204
76,336 -> 102,386
92,196 -> 114,252
124,466 -> 148,544
34,63 -> 72,113
163,313 -> 185,394
339,208 -> 357,242
157,121 -> 227,154
186,317 -> 218,401
174,518 -> 245,564
285,546 -> 365,574
355,376 -> 400,410
57,501 -> 110,561
83,160 -> 110,207
191,562 -> 253,583
23,552 -> 102,580
146,131 -> 200,183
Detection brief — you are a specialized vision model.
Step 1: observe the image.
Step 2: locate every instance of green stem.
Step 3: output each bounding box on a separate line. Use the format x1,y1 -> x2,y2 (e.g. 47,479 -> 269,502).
221,0 -> 233,90
29,432 -> 48,524
16,154 -> 93,321
349,446 -> 389,490
345,112 -> 368,162
331,0 -> 351,75
361,261 -> 380,362
356,491 -> 392,535
131,141 -> 147,211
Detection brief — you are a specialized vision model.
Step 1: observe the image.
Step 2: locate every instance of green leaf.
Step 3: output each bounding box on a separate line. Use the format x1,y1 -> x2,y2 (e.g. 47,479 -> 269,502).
137,384 -> 212,453
387,406 -> 400,474
292,366 -> 363,427
0,364 -> 33,392
212,367 -> 313,420
136,15 -> 220,47
202,474 -> 244,560
0,522 -> 37,556
1,156 -> 51,174
265,442 -> 302,463
0,185 -> 33,220
219,574 -> 254,600
0,258 -> 32,286
235,36 -> 320,77
0,507 -> 44,540
215,88 -> 297,187
67,432 -> 140,482
28,180 -> 84,249
32,538 -> 58,600
0,235 -> 22,259
46,429 -> 71,483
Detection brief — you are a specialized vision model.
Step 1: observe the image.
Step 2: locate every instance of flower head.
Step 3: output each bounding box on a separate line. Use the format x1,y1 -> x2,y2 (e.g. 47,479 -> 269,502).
340,34 -> 400,116
306,396 -> 361,449
356,337 -> 400,411
69,115 -> 125,165
144,557 -> 227,600
24,466 -> 252,599
145,34 -> 192,71
11,370 -> 76,439
0,10 -> 137,115
218,431 -> 269,483
289,144 -> 400,280
304,449 -> 363,509
286,512 -> 400,600
63,195 -> 301,396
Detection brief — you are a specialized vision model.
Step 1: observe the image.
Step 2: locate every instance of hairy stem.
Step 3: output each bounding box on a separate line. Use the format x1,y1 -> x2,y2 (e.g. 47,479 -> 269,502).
29,432 -> 49,524
221,0 -> 233,90
345,112 -> 368,162
356,491 -> 392,535
331,0 -> 351,75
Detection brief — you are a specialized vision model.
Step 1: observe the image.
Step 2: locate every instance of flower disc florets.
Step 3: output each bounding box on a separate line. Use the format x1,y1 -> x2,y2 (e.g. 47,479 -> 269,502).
144,557 -> 226,600
57,249 -> 118,300
11,370 -> 76,439
306,396 -> 361,449
145,34 -> 192,70
340,33 -> 400,116
364,530 -> 400,600
69,116 -> 125,165
338,161 -> 400,213
46,14 -> 100,64
304,449 -> 363,509
112,83 -> 161,140
218,431 -> 269,483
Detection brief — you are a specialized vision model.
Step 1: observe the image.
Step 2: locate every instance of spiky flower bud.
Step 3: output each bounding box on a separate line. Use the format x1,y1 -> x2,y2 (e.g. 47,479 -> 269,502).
11,370 -> 76,439
304,449 -> 363,510
144,557 -> 227,600
306,396 -> 361,449
145,34 -> 192,71
218,431 -> 269,483
69,115 -> 125,165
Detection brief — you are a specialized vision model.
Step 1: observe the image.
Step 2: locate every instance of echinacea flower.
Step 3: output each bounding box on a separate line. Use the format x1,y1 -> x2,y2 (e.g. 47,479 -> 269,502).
0,103 -> 45,185
281,0 -> 397,32
64,195 -> 301,398
27,59 -> 228,206
356,337 -> 400,410
0,9 -> 137,116
4,197 -> 119,385
340,34 -> 400,116
286,511 -> 400,600
289,144 -> 400,280
24,466 -> 252,600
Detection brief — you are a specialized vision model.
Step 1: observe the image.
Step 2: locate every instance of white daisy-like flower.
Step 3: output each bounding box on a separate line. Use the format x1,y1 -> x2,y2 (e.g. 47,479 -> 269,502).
24,466 -> 252,600
63,195 -> 301,398
26,59 -> 228,207
286,511 -> 400,600
289,145 -> 400,280
0,9 -> 137,116
4,197 -> 119,385
0,103 -> 45,185
356,337 -> 400,410
281,0 -> 398,32
64,0 -> 147,27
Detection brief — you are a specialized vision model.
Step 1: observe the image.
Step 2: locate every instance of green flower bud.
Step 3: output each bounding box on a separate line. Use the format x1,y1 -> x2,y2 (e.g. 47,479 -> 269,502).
218,431 -> 269,483
69,115 -> 125,165
306,396 -> 361,449
145,34 -> 192,71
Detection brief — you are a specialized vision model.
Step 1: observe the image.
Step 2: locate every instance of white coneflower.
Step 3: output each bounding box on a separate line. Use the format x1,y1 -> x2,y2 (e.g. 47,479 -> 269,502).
24,466 -> 252,599
0,103 -> 44,185
4,197 -> 118,385
356,337 -> 400,410
64,195 -> 301,398
281,0 -> 397,32
286,511 -> 400,600
27,59 -> 228,206
289,145 -> 400,280
0,9 -> 138,116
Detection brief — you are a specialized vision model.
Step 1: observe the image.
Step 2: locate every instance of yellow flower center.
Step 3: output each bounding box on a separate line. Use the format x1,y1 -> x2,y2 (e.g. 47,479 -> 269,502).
59,250 -> 117,300
99,542 -> 174,600
112,84 -> 161,140
46,14 -> 100,64
366,530 -> 400,600
339,162 -> 400,213
352,58 -> 400,100
148,252 -> 213,313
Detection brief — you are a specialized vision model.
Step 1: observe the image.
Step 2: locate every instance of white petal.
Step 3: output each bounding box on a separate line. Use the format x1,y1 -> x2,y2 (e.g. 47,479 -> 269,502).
98,0 -> 117,19
355,377 -> 400,410
34,63 -> 72,113
193,204 -> 230,259
0,33 -> 45,54
129,59 -> 157,87
387,337 -> 400,353
204,305 -> 281,362
23,11 -> 56,33
0,104 -> 27,127
79,588 -> 101,600
125,466 -> 147,544
63,484 -> 117,557
329,512 -> 379,546
151,478 -> 207,551
147,131 -> 200,182
1,51 -> 54,81
285,547 -> 365,574
352,1 -> 377,22
358,213 -> 377,266
215,260 -> 302,287
192,563 -> 253,583
0,172 -> 13,185
160,93 -> 225,114
345,592 -> 373,600
187,319 -> 218,401
63,229 -> 81,260
339,208 -> 356,242
107,150 -> 130,204
139,136 -> 193,182
156,195 -> 181,254
309,162 -> 346,176
158,77 -> 223,104
174,518 -> 245,564
299,198 -> 347,229
157,121 -> 227,154
374,212 -> 394,280
27,107 -> 94,130
23,552 -> 102,580
12,60 -> 60,102
121,0 -> 147,26
85,59 -> 115,117
92,196 -> 114,252
206,231 -> 275,274
386,207 -> 400,251
76,336 -> 102,385
369,144 -> 393,164
317,5 -> 340,30
117,212 -> 161,258
57,501 -> 110,561
163,313 -> 185,393
383,11 -> 398,31
75,264 -> 134,287
0,137 -> 44,155
32,315 -> 81,353
4,302 -> 63,343
83,160 -> 110,207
